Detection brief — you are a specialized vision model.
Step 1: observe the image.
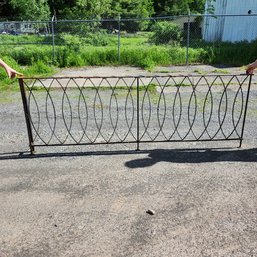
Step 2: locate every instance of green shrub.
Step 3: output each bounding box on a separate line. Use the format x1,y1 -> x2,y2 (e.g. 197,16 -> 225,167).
24,60 -> 55,76
55,47 -> 72,67
56,31 -> 110,48
149,21 -> 182,45
57,33 -> 82,51
80,47 -> 118,66
7,46 -> 52,65
0,33 -> 255,81
82,31 -> 110,46
68,55 -> 85,67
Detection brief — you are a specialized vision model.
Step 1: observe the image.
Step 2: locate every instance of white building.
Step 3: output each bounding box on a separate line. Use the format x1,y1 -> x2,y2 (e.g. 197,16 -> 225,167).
0,21 -> 40,34
203,0 -> 257,42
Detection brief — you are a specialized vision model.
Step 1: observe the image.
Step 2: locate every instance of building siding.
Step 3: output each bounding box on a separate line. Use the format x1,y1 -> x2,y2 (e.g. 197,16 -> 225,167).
203,0 -> 257,42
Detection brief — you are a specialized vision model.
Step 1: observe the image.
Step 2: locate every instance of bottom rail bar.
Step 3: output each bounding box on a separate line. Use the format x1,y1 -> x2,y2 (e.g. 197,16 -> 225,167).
19,74 -> 253,152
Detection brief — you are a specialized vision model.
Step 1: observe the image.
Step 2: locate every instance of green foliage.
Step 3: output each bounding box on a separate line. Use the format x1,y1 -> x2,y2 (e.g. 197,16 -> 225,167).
56,20 -> 101,37
82,31 -> 110,46
6,46 -> 52,65
110,0 -> 154,31
1,32 -> 257,91
0,35 -> 254,71
188,0 -> 207,14
9,0 -> 50,20
57,50 -> 84,67
119,45 -> 187,69
56,31 -> 110,49
0,34 -> 52,46
153,0 -> 205,16
23,60 -> 55,76
60,0 -> 112,20
80,47 -> 118,66
58,33 -> 82,51
109,0 -> 154,18
1,0 -> 208,21
149,21 -> 182,45
195,41 -> 255,66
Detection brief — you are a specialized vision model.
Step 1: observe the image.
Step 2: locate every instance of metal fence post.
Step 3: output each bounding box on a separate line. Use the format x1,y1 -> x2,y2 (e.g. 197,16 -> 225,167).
239,74 -> 253,147
186,10 -> 191,66
118,15 -> 121,63
51,15 -> 56,63
136,77 -> 140,151
19,78 -> 35,154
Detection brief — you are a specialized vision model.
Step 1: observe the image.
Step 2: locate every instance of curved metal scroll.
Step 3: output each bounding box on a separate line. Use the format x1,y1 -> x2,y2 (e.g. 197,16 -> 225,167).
19,74 -> 252,152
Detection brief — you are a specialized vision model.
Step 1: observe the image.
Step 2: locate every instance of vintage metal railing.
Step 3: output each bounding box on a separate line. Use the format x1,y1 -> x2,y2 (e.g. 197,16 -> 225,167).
19,74 -> 252,153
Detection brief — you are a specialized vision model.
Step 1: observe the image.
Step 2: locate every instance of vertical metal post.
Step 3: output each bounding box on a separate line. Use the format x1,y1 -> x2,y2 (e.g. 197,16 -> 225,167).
136,77 -> 140,151
239,74 -> 252,147
186,10 -> 191,66
118,15 -> 121,63
51,16 -> 56,63
19,78 -> 35,154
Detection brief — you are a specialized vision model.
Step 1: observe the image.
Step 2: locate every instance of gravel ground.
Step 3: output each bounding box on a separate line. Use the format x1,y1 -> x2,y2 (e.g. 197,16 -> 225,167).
1,65 -> 257,257
53,64 -> 249,78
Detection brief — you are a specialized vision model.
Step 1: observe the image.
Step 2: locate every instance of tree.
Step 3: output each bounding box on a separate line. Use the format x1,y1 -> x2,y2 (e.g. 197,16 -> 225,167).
0,0 -> 208,21
108,0 -> 154,19
0,1 -> 11,20
9,0 -> 50,20
107,0 -> 154,31
47,0 -> 76,18
57,0 -> 112,20
153,0 -> 189,16
188,0 -> 206,14
51,0 -> 154,32
153,0 -> 206,16
53,0 -> 154,20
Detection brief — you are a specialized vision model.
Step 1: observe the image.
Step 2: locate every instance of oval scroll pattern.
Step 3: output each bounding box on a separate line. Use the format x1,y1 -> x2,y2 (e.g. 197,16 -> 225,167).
22,74 -> 251,149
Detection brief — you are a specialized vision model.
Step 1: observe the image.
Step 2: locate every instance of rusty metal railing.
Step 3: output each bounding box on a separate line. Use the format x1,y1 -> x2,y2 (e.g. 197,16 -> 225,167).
19,74 -> 252,153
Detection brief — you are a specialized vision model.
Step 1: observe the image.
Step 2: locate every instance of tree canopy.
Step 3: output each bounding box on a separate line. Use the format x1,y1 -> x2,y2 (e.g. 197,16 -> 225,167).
2,0 -> 50,20
0,0 -> 207,21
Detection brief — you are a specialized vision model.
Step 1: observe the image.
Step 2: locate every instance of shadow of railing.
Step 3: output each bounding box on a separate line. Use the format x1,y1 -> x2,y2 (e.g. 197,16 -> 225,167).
125,147 -> 257,168
1,148 -> 257,165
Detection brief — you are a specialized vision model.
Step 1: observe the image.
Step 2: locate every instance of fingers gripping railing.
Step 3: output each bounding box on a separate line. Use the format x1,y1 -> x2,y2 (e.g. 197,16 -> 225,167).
19,74 -> 252,153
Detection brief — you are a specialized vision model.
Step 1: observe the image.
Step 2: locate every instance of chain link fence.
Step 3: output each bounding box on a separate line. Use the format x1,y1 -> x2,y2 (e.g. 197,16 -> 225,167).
0,14 -> 257,65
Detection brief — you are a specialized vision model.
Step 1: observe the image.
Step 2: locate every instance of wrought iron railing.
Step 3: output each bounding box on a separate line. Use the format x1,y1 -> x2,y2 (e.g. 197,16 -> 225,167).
19,74 -> 252,153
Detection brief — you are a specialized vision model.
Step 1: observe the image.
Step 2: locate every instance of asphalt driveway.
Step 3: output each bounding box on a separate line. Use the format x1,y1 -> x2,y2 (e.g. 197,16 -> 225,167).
1,66 -> 257,257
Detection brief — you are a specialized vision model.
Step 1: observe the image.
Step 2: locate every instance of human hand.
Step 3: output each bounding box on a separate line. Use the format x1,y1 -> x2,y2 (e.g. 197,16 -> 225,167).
246,60 -> 257,75
246,66 -> 254,74
5,66 -> 23,79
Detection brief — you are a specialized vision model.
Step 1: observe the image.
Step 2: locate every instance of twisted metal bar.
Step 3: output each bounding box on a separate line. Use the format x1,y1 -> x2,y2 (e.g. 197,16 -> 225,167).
20,74 -> 252,150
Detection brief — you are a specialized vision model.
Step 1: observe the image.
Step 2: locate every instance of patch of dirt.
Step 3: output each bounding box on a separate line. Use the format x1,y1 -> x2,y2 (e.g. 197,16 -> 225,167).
54,64 -> 247,77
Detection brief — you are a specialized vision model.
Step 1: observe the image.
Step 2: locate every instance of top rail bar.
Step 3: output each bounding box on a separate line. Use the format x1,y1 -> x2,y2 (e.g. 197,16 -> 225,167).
20,74 -> 250,80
